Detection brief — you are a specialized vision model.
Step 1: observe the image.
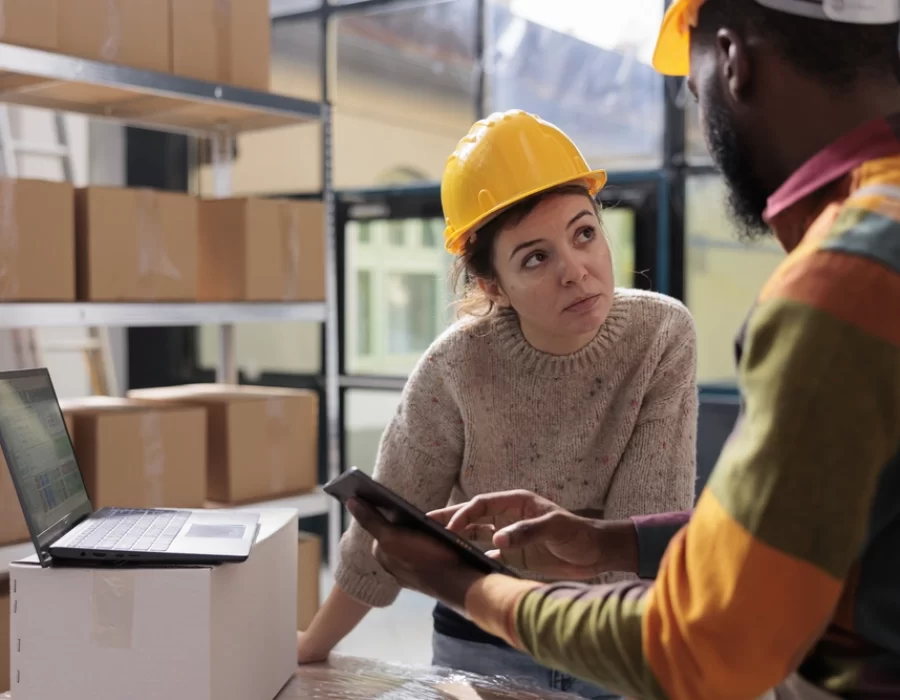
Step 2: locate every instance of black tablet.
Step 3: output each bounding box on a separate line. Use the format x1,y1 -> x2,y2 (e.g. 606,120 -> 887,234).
323,468 -> 519,578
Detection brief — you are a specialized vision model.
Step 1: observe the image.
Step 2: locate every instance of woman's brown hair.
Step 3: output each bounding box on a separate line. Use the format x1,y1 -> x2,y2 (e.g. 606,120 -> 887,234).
450,183 -> 603,319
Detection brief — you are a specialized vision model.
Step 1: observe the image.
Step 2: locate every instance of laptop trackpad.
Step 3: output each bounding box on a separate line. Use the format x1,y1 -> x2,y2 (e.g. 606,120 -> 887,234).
186,524 -> 246,539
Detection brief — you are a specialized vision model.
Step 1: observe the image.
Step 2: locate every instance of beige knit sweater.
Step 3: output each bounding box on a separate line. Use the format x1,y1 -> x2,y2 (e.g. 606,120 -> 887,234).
336,288 -> 698,607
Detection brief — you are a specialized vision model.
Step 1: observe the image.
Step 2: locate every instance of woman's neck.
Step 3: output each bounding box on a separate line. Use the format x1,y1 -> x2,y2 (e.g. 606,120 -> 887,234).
518,322 -> 600,356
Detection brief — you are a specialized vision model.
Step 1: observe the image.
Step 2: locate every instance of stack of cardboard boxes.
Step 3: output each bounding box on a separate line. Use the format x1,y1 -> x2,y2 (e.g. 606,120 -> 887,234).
0,0 -> 271,90
0,180 -> 325,303
0,386 -> 323,693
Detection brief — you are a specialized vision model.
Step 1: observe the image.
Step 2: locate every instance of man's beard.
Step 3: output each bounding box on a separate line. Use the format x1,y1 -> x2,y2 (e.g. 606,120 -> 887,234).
702,82 -> 772,241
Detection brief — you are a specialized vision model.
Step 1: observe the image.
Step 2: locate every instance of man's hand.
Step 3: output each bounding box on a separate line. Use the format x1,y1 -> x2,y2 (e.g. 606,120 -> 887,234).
347,499 -> 486,613
430,490 -> 639,579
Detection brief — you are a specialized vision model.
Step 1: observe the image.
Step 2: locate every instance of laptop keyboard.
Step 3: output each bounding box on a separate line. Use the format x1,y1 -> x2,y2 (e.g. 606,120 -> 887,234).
71,509 -> 190,553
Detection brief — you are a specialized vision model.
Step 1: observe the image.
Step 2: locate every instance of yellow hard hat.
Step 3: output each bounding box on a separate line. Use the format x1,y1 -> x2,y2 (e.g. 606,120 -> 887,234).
652,0 -> 707,77
441,109 -> 607,255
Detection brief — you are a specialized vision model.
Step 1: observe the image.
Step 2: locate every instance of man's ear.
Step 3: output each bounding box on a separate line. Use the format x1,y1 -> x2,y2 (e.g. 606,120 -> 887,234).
476,277 -> 510,308
716,28 -> 752,102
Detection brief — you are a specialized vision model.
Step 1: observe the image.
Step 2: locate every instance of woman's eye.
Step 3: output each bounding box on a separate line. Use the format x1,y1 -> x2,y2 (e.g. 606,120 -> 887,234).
576,226 -> 596,243
523,251 -> 546,269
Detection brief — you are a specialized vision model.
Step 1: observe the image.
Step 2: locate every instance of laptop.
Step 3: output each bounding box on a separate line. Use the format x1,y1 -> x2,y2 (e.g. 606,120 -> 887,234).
0,368 -> 260,568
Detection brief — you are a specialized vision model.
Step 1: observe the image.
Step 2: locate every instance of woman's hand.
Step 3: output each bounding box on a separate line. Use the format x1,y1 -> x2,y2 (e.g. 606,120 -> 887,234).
430,490 -> 639,579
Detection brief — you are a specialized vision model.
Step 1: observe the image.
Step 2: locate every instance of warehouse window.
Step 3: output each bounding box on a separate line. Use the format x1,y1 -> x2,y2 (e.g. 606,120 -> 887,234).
685,175 -> 785,385
386,273 -> 438,354
356,270 -> 373,356
345,214 -> 454,377
387,221 -> 406,246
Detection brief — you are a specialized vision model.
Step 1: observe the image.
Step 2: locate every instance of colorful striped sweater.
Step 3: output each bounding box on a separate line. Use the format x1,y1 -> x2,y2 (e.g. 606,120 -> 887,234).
462,114 -> 900,699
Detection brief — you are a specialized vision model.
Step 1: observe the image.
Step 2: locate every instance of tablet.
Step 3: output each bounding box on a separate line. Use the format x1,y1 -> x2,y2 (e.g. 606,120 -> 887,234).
323,468 -> 519,578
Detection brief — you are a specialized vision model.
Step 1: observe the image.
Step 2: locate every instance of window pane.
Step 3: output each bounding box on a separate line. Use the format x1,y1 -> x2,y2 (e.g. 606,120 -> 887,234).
356,270 -> 372,356
333,0 -> 477,188
487,0 -> 664,169
421,219 -> 440,248
602,207 -> 636,287
356,221 -> 371,245
388,221 -> 406,246
387,273 -> 438,354
345,390 -> 403,476
684,94 -> 713,165
685,175 -> 785,385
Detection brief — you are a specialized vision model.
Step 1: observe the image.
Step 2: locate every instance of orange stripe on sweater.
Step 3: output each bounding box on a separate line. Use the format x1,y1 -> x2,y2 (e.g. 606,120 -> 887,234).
758,251 -> 900,347
642,491 -> 843,700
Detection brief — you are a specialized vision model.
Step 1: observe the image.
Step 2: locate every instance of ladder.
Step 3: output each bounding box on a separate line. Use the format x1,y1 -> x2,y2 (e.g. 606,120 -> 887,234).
0,106 -> 119,396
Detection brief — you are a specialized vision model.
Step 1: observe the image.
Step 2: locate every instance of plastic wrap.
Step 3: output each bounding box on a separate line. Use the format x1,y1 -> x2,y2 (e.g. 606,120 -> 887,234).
284,654 -> 586,700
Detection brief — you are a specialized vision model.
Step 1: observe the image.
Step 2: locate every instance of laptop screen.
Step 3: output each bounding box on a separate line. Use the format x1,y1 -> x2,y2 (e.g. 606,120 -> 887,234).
0,369 -> 92,552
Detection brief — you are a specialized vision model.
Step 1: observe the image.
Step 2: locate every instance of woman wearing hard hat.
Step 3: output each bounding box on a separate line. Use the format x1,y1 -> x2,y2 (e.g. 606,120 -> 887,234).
298,110 -> 698,699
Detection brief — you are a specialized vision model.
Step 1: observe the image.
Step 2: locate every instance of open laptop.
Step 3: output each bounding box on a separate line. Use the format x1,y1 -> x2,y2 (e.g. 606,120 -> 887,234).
0,368 -> 260,568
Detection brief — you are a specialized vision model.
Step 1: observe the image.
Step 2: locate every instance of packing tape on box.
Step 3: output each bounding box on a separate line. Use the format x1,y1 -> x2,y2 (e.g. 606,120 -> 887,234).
214,0 -> 233,83
140,411 -> 165,507
136,190 -> 181,300
287,654 -> 584,699
0,178 -> 18,300
101,0 -> 122,62
280,201 -> 302,301
90,571 -> 135,650
266,398 -> 289,495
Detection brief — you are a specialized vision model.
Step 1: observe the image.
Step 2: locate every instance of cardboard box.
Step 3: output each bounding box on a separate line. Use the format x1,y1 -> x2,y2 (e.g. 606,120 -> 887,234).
75,187 -> 198,301
0,451 -> 28,549
9,508 -> 298,700
297,532 -> 321,630
0,178 -> 74,301
60,397 -> 206,510
58,0 -> 170,73
128,384 -> 319,503
199,198 -> 325,302
0,0 -> 57,50
170,0 -> 270,90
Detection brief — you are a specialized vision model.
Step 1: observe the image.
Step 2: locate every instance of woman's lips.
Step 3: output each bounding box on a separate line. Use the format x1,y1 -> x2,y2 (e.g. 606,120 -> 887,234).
564,294 -> 601,313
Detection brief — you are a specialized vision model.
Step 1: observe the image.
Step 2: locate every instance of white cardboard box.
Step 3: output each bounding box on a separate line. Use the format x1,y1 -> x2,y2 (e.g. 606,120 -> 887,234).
8,509 -> 298,700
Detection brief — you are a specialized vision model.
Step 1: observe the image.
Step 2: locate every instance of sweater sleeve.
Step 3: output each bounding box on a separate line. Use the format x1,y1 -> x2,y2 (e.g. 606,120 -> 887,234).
335,345 -> 465,607
463,241 -> 900,698
603,305 -> 698,525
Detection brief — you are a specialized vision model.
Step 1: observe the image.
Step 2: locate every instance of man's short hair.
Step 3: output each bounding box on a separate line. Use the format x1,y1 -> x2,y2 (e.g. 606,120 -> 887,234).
694,0 -> 900,86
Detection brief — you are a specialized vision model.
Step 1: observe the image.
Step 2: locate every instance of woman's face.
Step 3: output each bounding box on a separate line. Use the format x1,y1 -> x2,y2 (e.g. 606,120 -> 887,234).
480,192 -> 615,355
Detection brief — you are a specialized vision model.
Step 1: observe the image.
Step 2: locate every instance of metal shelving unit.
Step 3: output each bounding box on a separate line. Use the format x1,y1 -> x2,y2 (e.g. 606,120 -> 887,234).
0,41 -> 343,568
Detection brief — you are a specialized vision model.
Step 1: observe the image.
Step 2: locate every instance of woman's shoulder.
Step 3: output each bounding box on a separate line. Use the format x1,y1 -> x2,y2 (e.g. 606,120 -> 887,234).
414,314 -> 494,366
614,288 -> 696,343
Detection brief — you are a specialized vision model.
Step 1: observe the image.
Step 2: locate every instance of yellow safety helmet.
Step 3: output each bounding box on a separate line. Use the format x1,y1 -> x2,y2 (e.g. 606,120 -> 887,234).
652,0 -> 900,76
652,0 -> 706,77
441,109 -> 607,255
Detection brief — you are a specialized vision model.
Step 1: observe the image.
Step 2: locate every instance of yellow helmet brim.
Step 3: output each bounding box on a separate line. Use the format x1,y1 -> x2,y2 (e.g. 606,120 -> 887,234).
444,169 -> 608,255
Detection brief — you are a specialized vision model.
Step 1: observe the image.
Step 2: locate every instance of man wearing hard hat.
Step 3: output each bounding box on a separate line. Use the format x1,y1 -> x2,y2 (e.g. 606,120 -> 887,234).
347,1 -> 900,698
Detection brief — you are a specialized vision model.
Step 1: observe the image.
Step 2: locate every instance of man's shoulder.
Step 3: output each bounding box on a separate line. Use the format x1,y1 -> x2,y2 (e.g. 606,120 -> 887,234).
754,186 -> 900,345
819,184 -> 900,276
